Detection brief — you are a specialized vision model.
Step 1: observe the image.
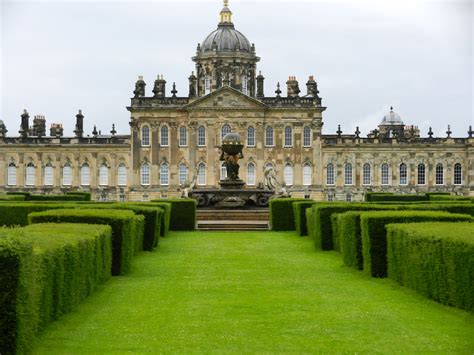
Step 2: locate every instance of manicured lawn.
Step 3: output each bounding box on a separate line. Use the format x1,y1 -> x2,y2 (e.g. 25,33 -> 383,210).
33,231 -> 474,353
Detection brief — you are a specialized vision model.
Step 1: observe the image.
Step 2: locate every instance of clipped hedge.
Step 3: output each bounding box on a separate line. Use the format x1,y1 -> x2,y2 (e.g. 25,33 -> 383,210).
337,211 -> 369,270
29,194 -> 88,201
293,201 -> 318,236
368,194 -> 429,202
151,198 -> 196,230
429,194 -> 472,202
65,191 -> 92,201
269,198 -> 306,231
310,203 -> 395,250
387,222 -> 474,311
0,202 -> 75,226
73,203 -> 162,251
136,202 -> 171,236
305,208 -> 314,240
0,194 -> 26,201
365,192 -> 393,202
29,209 -> 144,276
0,223 -> 112,354
360,211 -> 472,278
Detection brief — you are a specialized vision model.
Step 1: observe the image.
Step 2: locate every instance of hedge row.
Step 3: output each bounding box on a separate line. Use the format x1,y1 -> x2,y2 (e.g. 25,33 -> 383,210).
151,199 -> 196,230
0,194 -> 26,201
269,198 -> 306,231
305,208 -> 314,240
0,223 -> 112,354
6,191 -> 88,201
360,211 -> 472,278
29,209 -> 144,276
386,222 -> 474,312
365,192 -> 394,202
65,191 -> 92,201
0,202 -> 77,226
429,195 -> 472,202
293,201 -> 318,236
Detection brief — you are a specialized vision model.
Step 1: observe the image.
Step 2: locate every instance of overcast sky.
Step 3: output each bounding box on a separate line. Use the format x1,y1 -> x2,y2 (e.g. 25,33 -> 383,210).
1,0 -> 473,137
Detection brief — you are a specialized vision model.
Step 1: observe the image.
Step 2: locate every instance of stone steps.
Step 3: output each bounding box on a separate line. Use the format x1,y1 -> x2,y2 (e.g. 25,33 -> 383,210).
196,209 -> 269,231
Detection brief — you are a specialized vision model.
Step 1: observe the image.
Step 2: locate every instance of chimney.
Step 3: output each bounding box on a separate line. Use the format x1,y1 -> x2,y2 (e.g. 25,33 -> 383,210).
50,123 -> 63,137
19,109 -> 29,137
32,115 -> 46,137
286,76 -> 300,98
74,110 -> 84,138
152,75 -> 166,98
256,71 -> 265,99
306,76 -> 319,97
133,76 -> 146,98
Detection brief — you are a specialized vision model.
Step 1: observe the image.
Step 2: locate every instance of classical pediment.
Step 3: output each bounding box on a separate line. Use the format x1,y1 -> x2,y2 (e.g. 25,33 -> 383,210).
184,86 -> 268,111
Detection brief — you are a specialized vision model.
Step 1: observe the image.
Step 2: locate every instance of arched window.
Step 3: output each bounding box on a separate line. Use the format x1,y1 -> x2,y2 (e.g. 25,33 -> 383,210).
204,75 -> 211,95
284,163 -> 293,186
160,125 -> 169,147
117,164 -> 127,186
220,162 -> 227,181
303,126 -> 312,147
141,163 -> 150,185
435,164 -> 444,185
178,164 -> 187,185
326,163 -> 335,185
160,163 -> 169,186
247,163 -> 256,186
399,163 -> 407,185
241,75 -> 248,95
80,163 -> 90,186
303,163 -> 312,186
63,163 -> 72,186
44,163 -> 53,186
179,126 -> 187,147
25,163 -> 35,186
141,126 -> 150,146
197,163 -> 206,186
247,126 -> 255,147
7,163 -> 17,186
197,125 -> 206,146
453,163 -> 462,185
381,163 -> 389,185
284,126 -> 293,147
363,163 -> 371,185
99,164 -> 108,186
344,163 -> 353,185
265,126 -> 274,147
221,124 -> 231,140
417,163 -> 426,185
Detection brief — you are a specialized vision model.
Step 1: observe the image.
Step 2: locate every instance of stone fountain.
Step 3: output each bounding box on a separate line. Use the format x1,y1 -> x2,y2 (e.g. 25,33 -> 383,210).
192,132 -> 274,208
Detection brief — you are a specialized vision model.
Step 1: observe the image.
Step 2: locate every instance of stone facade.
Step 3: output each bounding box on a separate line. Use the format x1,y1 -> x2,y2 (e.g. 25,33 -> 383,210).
1,2 -> 472,201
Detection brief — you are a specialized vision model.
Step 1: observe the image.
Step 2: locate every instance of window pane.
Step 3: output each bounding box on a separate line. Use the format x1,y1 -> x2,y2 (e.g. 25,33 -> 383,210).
247,126 -> 255,146
454,163 -> 462,185
44,165 -> 53,186
284,164 -> 293,186
117,164 -> 127,186
381,164 -> 389,185
179,164 -> 187,185
265,126 -> 274,146
63,165 -> 72,186
284,126 -> 292,147
81,164 -> 90,186
417,164 -> 425,185
303,164 -> 311,186
160,164 -> 169,185
179,126 -> 187,146
247,163 -> 256,186
326,163 -> 334,185
197,163 -> 206,185
141,164 -> 150,185
141,126 -> 150,146
344,163 -> 352,185
160,126 -> 169,146
26,164 -> 35,186
99,165 -> 108,186
363,163 -> 371,185
435,164 -> 443,185
7,164 -> 17,186
303,126 -> 311,147
220,162 -> 227,180
197,126 -> 206,146
399,163 -> 407,185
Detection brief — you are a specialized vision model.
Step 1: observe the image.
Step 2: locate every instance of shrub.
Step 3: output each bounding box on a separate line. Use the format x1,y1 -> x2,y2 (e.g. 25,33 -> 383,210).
0,194 -> 26,201
386,222 -> 474,311
72,203 -> 162,251
0,223 -> 111,354
311,203 -> 396,250
365,192 -> 393,202
65,191 -> 92,201
337,211 -> 368,270
29,194 -> 88,201
369,194 -> 429,202
151,199 -> 196,230
0,202 -> 76,226
360,211 -> 472,278
293,201 -> 318,236
429,195 -> 471,202
269,198 -> 306,231
28,209 -> 144,276
6,192 -> 31,198
136,202 -> 171,236
305,208 -> 313,239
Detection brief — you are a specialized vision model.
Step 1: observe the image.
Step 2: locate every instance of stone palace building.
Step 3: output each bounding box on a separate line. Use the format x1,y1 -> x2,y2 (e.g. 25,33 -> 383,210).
0,1 -> 472,202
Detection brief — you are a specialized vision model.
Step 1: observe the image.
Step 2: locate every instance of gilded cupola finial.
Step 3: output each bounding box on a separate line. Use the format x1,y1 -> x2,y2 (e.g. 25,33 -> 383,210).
220,0 -> 232,24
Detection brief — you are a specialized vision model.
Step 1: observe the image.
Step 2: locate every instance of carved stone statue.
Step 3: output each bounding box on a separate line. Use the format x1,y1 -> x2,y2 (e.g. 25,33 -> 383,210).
180,168 -> 197,198
263,165 -> 278,190
220,132 -> 244,181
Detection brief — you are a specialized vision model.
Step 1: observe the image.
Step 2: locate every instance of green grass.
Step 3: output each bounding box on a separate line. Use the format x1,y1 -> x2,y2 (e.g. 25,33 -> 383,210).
33,231 -> 474,353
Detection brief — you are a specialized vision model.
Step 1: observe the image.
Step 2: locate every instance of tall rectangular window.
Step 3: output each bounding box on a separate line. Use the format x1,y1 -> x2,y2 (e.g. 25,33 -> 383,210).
326,163 -> 335,185
247,126 -> 255,147
99,164 -> 108,186
303,126 -> 312,147
417,163 -> 425,185
179,126 -> 187,146
344,163 -> 353,185
179,164 -> 187,185
141,126 -> 150,146
247,163 -> 256,186
117,164 -> 127,186
381,164 -> 390,185
160,163 -> 169,186
399,163 -> 407,185
141,164 -> 150,185
204,76 -> 211,95
44,165 -> 53,186
7,164 -> 17,186
81,164 -> 90,186
25,164 -> 35,186
265,126 -> 274,147
63,164 -> 72,186
284,164 -> 293,186
303,164 -> 312,186
284,126 -> 293,147
160,126 -> 169,147
197,163 -> 206,186
197,126 -> 206,146
453,163 -> 462,185
435,164 -> 444,185
363,163 -> 371,185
